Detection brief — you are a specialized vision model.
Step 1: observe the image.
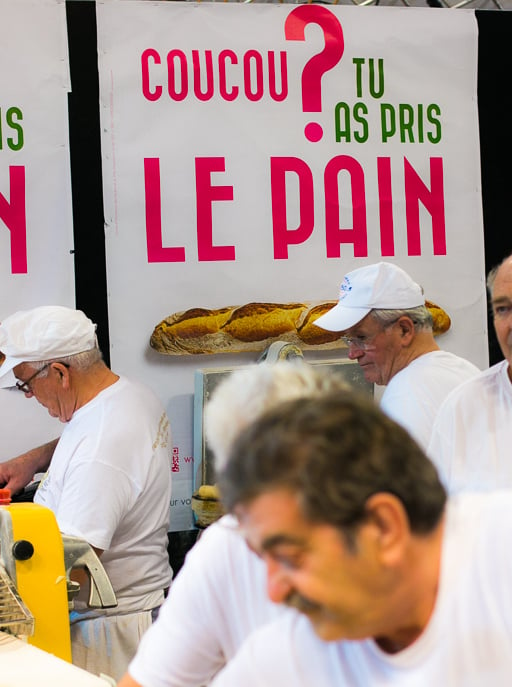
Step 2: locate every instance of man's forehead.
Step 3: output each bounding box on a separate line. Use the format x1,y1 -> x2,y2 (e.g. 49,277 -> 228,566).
238,524 -> 307,555
343,313 -> 375,335
494,260 -> 512,289
234,490 -> 308,534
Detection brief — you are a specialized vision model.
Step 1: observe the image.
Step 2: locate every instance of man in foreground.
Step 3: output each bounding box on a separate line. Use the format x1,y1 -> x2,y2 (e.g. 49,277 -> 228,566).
211,392 -> 512,685
117,361 -> 351,687
314,261 -> 479,450
0,305 -> 172,681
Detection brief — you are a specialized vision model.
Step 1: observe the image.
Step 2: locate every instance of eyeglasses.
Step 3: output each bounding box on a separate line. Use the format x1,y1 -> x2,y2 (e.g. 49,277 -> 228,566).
15,363 -> 51,393
340,334 -> 379,351
340,319 -> 400,351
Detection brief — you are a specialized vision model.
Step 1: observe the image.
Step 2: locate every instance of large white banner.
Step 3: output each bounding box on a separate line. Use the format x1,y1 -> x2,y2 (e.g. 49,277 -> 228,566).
97,1 -> 487,529
0,0 -> 74,457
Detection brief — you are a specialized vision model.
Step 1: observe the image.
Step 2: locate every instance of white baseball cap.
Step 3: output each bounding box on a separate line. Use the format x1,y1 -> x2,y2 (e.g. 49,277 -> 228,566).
0,306 -> 97,388
314,262 -> 424,332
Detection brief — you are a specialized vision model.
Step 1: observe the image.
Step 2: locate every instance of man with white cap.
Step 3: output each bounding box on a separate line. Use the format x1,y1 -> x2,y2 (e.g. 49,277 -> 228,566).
0,306 -> 172,681
314,261 -> 479,451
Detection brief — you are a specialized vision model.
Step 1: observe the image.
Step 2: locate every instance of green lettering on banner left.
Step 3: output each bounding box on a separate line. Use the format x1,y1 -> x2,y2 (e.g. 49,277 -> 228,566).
0,107 -> 24,151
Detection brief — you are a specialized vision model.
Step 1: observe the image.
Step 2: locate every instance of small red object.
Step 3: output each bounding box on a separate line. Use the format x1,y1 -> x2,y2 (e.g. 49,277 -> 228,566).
0,488 -> 11,505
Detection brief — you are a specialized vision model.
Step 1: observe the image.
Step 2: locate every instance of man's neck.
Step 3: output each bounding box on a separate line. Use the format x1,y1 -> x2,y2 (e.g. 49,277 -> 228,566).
75,363 -> 120,409
394,332 -> 440,376
373,512 -> 446,654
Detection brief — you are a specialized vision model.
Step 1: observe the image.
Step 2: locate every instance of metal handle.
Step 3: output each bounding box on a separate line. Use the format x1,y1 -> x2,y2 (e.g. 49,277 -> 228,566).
61,535 -> 117,609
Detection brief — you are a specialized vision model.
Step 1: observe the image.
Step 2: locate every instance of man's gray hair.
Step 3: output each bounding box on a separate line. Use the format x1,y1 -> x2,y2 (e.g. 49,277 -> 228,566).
205,361 -> 351,473
370,304 -> 433,331
29,347 -> 103,375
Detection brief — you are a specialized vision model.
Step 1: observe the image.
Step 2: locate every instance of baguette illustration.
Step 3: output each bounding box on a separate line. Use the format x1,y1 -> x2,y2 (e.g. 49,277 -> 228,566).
425,299 -> 451,337
150,300 -> 450,356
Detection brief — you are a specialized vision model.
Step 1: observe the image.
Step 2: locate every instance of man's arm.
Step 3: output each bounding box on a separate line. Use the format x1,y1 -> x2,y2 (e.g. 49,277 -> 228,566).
0,438 -> 58,494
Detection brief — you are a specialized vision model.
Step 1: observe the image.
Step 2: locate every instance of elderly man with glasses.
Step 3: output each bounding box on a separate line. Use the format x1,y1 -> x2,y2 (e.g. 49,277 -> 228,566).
315,262 -> 479,451
0,305 -> 172,682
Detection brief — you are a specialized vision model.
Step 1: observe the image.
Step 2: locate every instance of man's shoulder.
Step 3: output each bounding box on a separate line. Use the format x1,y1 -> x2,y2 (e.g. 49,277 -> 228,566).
388,350 -> 478,389
438,360 -> 506,408
101,376 -> 166,413
189,516 -> 263,573
409,349 -> 479,374
448,490 -> 512,547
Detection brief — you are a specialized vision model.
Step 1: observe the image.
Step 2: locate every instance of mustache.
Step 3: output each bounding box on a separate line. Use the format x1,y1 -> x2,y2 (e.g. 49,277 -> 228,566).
283,591 -> 322,614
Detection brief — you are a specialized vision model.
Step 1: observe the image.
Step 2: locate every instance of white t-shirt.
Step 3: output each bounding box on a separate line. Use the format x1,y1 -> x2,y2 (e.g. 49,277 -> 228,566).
128,514 -> 293,687
379,350 -> 479,451
428,360 -> 512,493
35,376 -> 173,615
210,492 -> 512,687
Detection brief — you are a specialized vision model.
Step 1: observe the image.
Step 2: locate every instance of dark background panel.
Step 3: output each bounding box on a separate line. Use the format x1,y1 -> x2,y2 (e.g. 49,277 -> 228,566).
476,10 -> 511,365
66,0 -> 110,365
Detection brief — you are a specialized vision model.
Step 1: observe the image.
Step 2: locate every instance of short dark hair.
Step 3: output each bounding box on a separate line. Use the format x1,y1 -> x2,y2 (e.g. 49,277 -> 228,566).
220,392 -> 446,542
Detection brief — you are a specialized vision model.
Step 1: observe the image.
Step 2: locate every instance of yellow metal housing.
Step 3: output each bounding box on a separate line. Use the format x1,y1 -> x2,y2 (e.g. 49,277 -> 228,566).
1,503 -> 71,662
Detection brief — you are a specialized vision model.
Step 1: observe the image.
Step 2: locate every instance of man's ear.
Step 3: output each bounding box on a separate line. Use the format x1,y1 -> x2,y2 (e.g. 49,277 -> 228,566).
397,316 -> 415,345
363,493 -> 410,567
51,362 -> 70,387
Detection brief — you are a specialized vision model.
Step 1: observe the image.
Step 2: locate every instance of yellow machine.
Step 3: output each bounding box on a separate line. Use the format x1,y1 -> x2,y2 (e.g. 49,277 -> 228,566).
0,502 -> 117,663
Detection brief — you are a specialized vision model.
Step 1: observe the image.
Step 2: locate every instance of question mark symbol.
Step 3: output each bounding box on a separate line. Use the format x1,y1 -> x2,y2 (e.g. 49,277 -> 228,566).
285,6 -> 344,143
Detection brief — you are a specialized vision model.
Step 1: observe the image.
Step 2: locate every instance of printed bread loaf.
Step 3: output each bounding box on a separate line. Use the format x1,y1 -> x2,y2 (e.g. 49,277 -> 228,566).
150,299 -> 451,355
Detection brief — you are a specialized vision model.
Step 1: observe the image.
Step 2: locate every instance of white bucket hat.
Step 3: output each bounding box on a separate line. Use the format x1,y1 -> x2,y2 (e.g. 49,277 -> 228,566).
314,262 -> 424,332
0,306 -> 97,388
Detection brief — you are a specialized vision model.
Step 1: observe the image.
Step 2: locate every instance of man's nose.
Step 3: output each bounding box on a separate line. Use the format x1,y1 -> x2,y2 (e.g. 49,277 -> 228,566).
265,558 -> 293,604
347,342 -> 364,359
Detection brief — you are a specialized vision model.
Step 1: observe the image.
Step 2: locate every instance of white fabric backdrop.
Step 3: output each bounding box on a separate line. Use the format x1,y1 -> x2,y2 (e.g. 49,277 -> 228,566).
0,0 -> 74,458
97,1 -> 487,529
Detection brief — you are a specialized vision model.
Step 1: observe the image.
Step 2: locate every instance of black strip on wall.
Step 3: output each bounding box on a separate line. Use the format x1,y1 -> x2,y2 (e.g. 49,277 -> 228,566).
66,0 -> 110,365
476,10 -> 512,366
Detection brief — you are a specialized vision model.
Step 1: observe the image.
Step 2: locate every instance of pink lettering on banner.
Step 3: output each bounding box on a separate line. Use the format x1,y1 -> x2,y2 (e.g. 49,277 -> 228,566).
271,156 -> 314,259
377,157 -> 395,256
244,50 -> 264,101
144,158 -> 186,262
324,155 -> 367,258
195,157 -> 235,261
168,50 -> 188,101
141,49 -> 163,101
193,50 -> 214,101
144,157 -> 235,263
0,166 -> 27,274
284,5 -> 344,143
219,50 -> 239,101
270,155 -> 446,259
404,157 -> 446,256
141,48 -> 287,103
